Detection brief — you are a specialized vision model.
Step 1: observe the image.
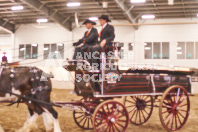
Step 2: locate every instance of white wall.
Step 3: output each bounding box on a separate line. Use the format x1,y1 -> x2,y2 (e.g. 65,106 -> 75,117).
14,23 -> 74,89
0,34 -> 14,62
135,18 -> 198,68
3,18 -> 198,91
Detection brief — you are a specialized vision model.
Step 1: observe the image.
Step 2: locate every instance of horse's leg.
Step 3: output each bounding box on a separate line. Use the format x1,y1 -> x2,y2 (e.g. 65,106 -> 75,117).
17,113 -> 39,132
0,125 -> 4,132
17,105 -> 43,132
42,111 -> 54,132
43,107 -> 62,132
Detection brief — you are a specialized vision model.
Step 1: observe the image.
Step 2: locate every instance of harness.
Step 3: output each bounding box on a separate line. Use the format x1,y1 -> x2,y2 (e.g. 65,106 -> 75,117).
0,67 -> 52,107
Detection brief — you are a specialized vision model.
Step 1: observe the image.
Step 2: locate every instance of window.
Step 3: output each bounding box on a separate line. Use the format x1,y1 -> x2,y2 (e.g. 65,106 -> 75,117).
19,45 -> 25,59
44,43 -> 64,59
144,42 -> 170,59
186,42 -> 194,59
119,43 -> 124,59
162,42 -> 170,59
153,42 -> 161,59
19,44 -> 38,59
177,42 -> 195,59
144,42 -> 152,59
196,42 -> 198,59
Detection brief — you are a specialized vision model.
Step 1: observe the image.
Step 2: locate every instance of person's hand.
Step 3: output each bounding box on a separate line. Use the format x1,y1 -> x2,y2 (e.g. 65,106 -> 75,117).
73,42 -> 78,46
100,39 -> 106,48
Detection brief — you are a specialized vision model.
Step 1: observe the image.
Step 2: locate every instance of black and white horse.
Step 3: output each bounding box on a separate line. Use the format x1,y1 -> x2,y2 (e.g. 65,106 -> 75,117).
0,67 -> 61,132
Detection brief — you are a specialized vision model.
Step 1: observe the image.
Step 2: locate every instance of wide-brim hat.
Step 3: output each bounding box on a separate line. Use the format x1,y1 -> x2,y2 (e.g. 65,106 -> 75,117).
98,15 -> 111,22
83,19 -> 96,25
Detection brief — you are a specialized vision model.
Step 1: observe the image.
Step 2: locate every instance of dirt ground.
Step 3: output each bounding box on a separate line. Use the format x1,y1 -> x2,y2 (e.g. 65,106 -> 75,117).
0,89 -> 198,132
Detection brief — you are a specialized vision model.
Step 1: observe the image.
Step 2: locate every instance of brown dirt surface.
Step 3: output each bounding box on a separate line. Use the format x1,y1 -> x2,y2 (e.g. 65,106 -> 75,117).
0,89 -> 197,132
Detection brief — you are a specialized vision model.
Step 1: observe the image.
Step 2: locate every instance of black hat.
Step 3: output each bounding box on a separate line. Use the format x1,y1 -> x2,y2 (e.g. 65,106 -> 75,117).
98,15 -> 111,22
82,19 -> 96,25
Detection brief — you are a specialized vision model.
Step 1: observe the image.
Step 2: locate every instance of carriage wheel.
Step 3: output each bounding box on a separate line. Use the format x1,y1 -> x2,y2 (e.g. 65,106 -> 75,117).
159,85 -> 190,131
123,96 -> 153,125
73,97 -> 94,129
93,100 -> 129,132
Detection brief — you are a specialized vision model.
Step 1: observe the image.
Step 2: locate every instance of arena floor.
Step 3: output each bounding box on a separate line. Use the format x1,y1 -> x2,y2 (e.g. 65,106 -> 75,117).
0,89 -> 198,132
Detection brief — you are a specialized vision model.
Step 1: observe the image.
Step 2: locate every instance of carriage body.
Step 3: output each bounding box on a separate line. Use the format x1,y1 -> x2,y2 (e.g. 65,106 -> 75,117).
74,64 -> 192,97
64,46 -> 194,132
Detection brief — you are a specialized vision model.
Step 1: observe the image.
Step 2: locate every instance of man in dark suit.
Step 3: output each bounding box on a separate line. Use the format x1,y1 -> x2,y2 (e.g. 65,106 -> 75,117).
89,15 -> 115,69
72,19 -> 98,60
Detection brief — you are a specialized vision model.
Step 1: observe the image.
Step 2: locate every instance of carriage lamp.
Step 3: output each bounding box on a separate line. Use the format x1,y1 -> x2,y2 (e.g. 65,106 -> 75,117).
36,19 -> 48,23
141,15 -> 155,19
11,6 -> 24,10
67,2 -> 81,7
89,17 -> 98,21
131,0 -> 146,3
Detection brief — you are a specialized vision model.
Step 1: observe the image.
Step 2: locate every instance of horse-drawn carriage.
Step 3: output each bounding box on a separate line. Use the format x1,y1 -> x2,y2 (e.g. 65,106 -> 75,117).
63,43 -> 193,132
0,43 -> 193,132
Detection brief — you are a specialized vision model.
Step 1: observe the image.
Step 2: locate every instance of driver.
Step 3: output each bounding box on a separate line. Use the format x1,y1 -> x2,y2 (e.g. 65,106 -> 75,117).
89,15 -> 115,69
72,19 -> 98,61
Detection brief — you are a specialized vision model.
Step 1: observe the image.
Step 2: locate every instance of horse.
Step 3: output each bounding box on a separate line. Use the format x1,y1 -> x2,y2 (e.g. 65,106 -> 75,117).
0,66 -> 61,132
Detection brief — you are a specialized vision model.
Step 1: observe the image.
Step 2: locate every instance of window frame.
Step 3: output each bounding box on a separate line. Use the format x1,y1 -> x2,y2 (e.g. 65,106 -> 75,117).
43,43 -> 64,59
144,42 -> 170,60
19,44 -> 38,59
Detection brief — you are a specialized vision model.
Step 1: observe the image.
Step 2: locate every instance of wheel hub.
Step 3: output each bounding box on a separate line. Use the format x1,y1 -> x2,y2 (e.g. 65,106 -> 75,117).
171,104 -> 179,114
136,99 -> 146,110
108,116 -> 116,124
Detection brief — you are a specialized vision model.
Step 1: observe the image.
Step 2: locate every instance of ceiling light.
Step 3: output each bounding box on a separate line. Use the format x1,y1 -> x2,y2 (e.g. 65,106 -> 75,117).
67,2 -> 81,7
145,47 -> 151,50
89,17 -> 98,21
102,2 -> 108,8
57,43 -> 63,46
36,19 -> 48,23
20,48 -> 25,51
176,47 -> 182,50
44,48 -> 49,51
141,15 -> 155,19
32,43 -> 38,47
131,0 -> 146,3
197,14 -> 198,17
11,6 -> 24,10
177,52 -> 182,55
168,0 -> 174,5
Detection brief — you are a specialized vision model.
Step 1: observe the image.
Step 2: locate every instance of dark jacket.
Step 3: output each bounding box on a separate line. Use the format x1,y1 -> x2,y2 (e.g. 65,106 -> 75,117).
76,27 -> 98,46
99,24 -> 115,46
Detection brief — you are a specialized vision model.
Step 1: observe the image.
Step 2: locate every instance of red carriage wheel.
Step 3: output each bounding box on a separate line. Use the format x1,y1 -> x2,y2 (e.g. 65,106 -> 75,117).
159,85 -> 190,131
73,97 -> 94,129
123,95 -> 153,125
93,100 -> 129,132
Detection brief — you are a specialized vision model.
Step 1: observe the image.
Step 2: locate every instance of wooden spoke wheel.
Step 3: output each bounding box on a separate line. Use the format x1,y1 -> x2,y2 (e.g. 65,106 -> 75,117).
93,100 -> 129,132
123,96 -> 153,125
73,97 -> 95,130
159,85 -> 190,131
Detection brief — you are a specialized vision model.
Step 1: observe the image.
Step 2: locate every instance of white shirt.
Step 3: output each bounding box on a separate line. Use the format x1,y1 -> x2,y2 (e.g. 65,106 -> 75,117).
102,23 -> 108,29
87,28 -> 92,33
